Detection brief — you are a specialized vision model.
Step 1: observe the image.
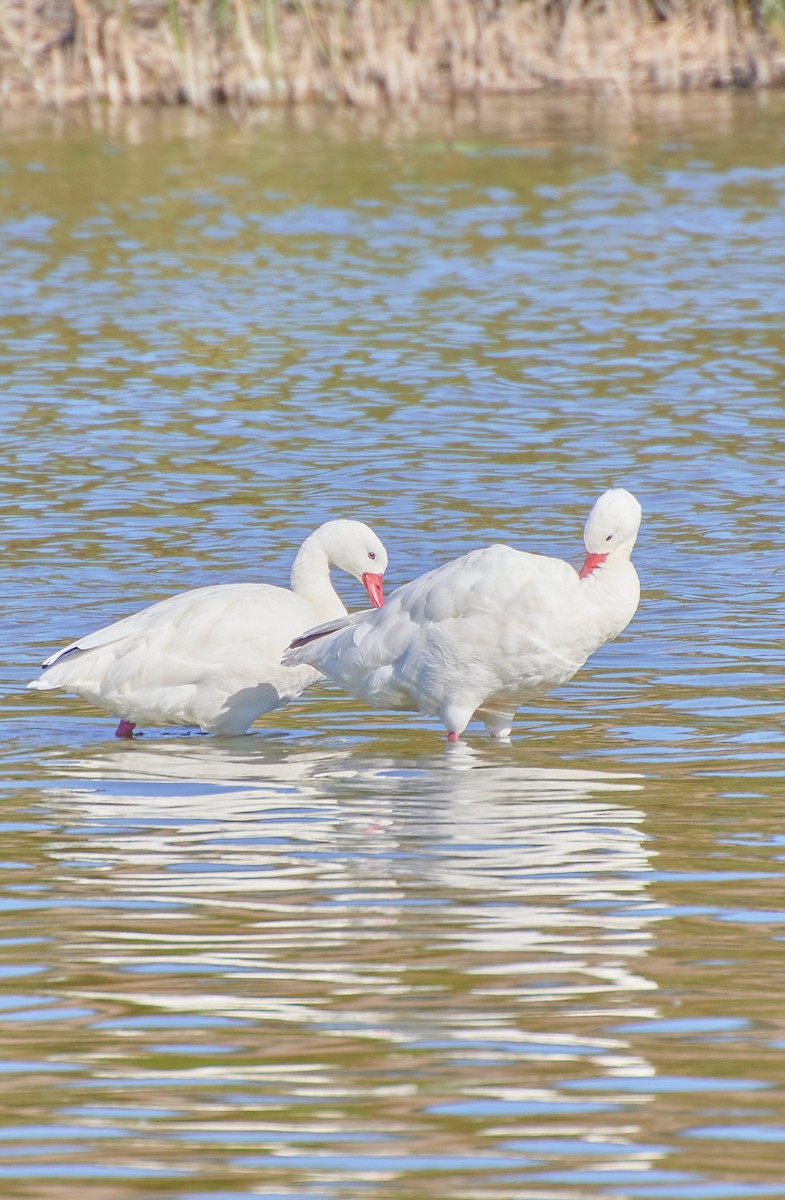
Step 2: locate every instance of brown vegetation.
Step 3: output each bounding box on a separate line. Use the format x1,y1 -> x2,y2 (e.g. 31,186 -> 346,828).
1,0 -> 784,110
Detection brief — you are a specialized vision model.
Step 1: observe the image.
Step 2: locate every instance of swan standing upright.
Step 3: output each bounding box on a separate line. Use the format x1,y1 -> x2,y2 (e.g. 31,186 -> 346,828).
29,519 -> 388,737
284,489 -> 642,741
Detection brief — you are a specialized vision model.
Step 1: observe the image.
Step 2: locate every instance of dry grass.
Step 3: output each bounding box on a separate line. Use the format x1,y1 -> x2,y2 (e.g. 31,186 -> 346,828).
0,0 -> 783,110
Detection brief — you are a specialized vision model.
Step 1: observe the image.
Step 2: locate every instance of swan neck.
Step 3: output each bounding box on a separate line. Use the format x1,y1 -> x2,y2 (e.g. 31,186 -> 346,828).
290,531 -> 346,619
581,559 -> 640,639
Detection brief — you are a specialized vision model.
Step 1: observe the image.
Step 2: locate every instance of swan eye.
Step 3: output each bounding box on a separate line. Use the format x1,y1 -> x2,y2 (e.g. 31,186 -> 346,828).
368,551 -> 376,560
605,534 -> 613,542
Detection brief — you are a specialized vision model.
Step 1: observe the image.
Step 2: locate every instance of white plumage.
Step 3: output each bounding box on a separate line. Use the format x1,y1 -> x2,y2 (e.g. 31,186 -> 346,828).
28,519 -> 387,737
284,489 -> 642,741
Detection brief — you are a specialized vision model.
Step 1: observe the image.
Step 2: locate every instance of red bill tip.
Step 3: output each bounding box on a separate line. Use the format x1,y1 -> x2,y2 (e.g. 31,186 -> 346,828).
579,551 -> 608,580
362,572 -> 385,607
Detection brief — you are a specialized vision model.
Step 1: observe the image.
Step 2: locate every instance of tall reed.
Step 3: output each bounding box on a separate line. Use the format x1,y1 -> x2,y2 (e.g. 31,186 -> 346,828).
0,0 -> 783,109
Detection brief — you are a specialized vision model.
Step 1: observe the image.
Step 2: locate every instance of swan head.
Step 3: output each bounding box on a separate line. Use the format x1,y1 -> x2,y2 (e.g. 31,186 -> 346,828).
580,488 -> 642,579
318,519 -> 389,607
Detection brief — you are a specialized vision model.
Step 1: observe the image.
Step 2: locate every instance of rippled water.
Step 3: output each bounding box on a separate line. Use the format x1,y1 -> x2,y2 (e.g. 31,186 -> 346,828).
1,92 -> 785,1198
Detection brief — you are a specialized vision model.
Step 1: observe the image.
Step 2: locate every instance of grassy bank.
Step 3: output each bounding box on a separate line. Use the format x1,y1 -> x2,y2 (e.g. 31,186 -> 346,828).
1,0 -> 784,110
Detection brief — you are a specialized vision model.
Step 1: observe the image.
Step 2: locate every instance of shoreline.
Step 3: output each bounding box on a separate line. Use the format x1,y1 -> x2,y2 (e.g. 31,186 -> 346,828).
1,0 -> 784,112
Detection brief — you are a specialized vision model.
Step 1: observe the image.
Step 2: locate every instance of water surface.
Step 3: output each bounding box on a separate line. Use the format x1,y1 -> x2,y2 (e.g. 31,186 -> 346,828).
1,91 -> 785,1198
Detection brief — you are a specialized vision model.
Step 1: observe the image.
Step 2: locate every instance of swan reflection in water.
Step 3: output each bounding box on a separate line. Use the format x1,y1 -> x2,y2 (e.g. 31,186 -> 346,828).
40,738 -> 667,1181
45,734 -> 655,1002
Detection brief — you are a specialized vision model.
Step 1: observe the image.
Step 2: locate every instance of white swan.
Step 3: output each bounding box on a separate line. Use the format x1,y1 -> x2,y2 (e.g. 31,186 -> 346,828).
29,519 -> 388,737
284,490 -> 641,741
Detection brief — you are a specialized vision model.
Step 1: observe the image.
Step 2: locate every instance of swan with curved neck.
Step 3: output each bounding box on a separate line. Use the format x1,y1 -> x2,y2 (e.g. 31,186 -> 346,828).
29,519 -> 388,737
285,490 -> 641,742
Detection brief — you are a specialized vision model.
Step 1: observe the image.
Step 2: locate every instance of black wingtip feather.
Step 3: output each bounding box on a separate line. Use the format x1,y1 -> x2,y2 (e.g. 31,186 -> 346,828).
289,628 -> 330,650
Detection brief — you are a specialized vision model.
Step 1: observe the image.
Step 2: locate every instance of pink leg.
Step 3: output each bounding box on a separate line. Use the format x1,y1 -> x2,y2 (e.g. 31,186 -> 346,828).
447,731 -> 460,742
115,719 -> 136,738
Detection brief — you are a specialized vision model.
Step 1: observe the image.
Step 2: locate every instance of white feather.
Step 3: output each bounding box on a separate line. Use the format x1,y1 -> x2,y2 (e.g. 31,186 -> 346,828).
284,490 -> 642,740
29,519 -> 388,735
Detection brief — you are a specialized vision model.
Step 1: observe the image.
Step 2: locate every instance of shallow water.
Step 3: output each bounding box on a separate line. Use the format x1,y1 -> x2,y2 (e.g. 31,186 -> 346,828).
1,91 -> 785,1198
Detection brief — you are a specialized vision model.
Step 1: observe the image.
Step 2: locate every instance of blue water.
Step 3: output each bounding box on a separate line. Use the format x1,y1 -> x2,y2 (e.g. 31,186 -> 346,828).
0,93 -> 785,1198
